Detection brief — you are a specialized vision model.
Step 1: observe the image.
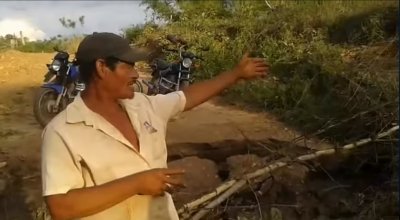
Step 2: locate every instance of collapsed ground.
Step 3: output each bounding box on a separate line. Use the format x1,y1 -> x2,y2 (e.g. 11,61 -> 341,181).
0,50 -> 398,220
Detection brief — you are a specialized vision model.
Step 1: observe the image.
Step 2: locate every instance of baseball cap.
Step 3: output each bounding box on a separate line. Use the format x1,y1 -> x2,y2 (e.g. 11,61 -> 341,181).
75,32 -> 149,64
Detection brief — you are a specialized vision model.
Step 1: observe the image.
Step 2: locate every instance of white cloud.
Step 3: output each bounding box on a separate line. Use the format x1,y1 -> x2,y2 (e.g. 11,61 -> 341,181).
0,1 -> 149,41
0,19 -> 46,41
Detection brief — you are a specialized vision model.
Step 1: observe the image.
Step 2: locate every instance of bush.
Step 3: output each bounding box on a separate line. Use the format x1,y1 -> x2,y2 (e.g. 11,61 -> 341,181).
15,35 -> 84,55
127,0 -> 398,143
16,40 -> 56,53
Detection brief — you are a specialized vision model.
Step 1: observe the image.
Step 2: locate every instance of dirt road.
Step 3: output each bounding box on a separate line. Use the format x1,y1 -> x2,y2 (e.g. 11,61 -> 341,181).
0,49 -> 329,153
0,50 -> 331,219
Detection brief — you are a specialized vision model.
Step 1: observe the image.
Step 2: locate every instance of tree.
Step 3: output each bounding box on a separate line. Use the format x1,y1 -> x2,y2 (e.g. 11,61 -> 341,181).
67,19 -> 76,28
79,16 -> 85,26
59,17 -> 67,28
59,16 -> 85,29
124,24 -> 146,42
5,34 -> 15,40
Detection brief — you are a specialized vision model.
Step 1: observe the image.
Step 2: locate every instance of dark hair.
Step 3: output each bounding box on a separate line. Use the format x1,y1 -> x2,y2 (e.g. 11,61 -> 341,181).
78,57 -> 121,85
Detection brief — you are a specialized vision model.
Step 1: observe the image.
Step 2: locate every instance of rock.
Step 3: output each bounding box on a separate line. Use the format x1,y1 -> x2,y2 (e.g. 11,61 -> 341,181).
274,164 -> 310,193
167,156 -> 221,208
226,154 -> 265,179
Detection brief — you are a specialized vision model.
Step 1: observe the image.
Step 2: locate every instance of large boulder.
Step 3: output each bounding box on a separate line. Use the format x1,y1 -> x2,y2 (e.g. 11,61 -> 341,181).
168,156 -> 222,208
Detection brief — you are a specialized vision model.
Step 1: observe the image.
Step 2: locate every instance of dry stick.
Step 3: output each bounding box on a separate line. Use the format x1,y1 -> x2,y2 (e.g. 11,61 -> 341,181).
177,180 -> 236,215
292,101 -> 396,143
248,180 -> 263,219
187,125 -> 399,220
265,0 -> 273,9
190,179 -> 248,220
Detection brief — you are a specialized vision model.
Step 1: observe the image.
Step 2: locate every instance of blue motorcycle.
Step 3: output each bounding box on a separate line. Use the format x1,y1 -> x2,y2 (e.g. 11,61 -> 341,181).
33,47 -> 144,127
33,47 -> 85,127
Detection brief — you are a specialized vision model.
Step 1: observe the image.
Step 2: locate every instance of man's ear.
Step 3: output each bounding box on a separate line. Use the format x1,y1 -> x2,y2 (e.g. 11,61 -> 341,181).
95,59 -> 107,80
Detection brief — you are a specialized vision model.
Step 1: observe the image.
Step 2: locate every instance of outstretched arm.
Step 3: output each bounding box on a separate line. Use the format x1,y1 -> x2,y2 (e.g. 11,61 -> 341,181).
182,53 -> 269,111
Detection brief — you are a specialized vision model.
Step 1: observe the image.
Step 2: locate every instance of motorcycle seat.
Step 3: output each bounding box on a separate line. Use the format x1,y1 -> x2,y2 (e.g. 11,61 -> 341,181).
154,58 -> 170,70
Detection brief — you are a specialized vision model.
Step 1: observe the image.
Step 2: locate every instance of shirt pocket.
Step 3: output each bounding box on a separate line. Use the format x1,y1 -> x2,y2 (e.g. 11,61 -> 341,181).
144,129 -> 167,167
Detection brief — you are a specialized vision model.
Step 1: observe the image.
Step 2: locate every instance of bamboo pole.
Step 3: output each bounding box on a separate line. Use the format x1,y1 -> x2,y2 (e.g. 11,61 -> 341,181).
177,179 -> 236,215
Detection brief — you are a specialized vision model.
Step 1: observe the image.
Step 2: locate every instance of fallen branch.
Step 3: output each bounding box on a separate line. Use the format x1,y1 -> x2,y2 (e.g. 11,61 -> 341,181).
177,179 -> 236,215
191,179 -> 248,220
265,0 -> 274,10
183,125 -> 399,220
318,184 -> 351,195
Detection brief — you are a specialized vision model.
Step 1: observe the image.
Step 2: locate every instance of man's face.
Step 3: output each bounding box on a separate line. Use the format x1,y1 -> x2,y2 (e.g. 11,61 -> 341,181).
102,60 -> 139,99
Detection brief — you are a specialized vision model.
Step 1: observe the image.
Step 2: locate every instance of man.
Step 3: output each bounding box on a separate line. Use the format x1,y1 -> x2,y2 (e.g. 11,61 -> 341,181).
41,32 -> 268,220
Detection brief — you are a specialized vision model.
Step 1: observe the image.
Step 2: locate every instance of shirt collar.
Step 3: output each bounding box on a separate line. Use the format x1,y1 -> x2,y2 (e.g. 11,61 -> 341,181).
65,93 -> 141,127
65,93 -> 93,125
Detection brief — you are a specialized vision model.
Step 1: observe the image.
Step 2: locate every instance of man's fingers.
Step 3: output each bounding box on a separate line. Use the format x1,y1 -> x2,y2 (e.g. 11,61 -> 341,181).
163,168 -> 186,175
251,60 -> 268,69
252,58 -> 266,62
255,68 -> 268,73
165,176 -> 185,187
254,59 -> 268,63
254,64 -> 268,69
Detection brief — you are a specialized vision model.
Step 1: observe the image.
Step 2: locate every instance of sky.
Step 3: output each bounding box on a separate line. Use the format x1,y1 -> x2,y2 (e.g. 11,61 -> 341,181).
0,1 -> 150,41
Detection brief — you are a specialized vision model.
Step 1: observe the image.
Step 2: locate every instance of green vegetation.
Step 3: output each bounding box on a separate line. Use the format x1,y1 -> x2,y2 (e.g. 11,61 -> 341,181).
14,35 -> 83,54
129,0 -> 398,143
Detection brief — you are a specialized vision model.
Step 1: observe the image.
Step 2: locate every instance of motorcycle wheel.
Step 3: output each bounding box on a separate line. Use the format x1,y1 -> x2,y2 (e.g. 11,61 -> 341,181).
33,88 -> 67,128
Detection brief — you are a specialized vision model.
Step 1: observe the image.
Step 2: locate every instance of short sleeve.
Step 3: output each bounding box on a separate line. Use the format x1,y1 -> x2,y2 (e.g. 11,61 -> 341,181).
41,125 -> 84,196
149,91 -> 186,123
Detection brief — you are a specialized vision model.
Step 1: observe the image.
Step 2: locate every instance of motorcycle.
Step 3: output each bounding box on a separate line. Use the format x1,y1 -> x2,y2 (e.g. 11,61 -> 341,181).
33,47 -> 144,127
142,35 -> 208,95
33,47 -> 84,127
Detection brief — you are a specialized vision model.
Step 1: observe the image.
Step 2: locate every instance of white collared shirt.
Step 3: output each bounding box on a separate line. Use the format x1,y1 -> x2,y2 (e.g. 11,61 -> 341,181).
41,91 -> 186,220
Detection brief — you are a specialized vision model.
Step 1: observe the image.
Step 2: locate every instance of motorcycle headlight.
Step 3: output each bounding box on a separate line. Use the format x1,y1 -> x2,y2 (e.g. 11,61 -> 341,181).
182,58 -> 192,68
51,60 -> 61,72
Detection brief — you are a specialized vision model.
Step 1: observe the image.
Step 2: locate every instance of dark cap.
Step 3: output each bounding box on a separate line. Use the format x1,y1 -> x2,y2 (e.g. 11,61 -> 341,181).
75,32 -> 149,64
